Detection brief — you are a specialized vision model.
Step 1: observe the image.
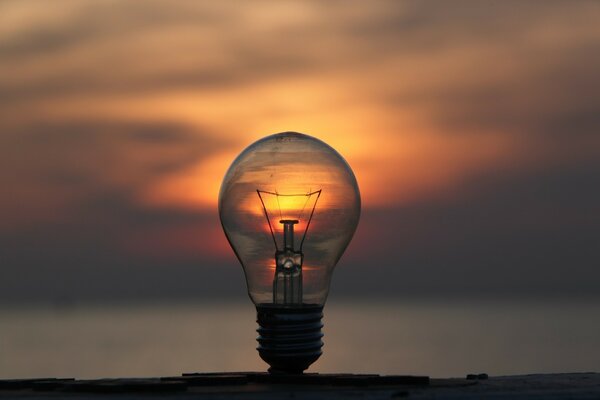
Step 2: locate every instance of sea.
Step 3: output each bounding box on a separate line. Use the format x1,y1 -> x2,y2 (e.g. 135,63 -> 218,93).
1,298 -> 598,379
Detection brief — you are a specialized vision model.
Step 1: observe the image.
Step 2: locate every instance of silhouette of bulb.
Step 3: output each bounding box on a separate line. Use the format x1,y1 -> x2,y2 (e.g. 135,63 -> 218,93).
219,132 -> 360,373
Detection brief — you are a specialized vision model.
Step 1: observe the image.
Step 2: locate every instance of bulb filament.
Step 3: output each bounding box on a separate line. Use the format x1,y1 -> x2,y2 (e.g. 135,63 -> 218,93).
256,190 -> 321,305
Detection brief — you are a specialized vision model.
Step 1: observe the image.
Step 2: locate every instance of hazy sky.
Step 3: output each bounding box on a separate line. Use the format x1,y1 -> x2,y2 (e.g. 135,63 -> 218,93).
1,1 -> 599,304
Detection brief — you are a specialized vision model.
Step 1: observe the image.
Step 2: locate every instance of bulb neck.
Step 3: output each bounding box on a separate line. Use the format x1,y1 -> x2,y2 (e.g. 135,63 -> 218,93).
255,304 -> 324,374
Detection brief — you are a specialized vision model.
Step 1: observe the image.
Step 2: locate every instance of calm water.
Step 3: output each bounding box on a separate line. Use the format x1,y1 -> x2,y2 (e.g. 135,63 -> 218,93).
0,299 -> 598,379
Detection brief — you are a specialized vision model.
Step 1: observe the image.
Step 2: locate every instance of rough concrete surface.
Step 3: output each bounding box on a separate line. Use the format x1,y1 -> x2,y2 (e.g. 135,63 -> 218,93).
0,372 -> 598,399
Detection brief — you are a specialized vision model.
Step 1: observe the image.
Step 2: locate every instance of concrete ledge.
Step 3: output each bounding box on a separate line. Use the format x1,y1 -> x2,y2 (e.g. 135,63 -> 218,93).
0,372 -> 598,399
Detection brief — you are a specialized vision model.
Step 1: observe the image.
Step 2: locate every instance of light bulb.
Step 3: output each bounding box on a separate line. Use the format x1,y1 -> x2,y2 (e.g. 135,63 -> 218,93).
219,132 -> 361,373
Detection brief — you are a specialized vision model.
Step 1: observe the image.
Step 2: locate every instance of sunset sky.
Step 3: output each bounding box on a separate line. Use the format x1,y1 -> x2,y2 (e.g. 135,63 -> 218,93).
1,1 -> 599,304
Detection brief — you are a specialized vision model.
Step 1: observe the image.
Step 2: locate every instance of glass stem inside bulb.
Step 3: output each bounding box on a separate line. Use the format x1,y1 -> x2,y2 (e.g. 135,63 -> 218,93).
273,219 -> 303,305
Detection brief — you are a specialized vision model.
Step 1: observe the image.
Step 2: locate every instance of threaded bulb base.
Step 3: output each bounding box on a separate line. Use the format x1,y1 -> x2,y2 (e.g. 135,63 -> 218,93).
256,304 -> 324,374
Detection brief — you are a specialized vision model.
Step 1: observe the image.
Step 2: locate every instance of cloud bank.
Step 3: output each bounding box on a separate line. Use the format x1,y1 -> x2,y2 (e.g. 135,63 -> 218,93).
1,0 -> 599,304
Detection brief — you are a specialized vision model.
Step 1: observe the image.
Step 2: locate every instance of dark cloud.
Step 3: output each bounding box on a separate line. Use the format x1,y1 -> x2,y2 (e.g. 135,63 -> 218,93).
335,157 -> 600,299
2,0 -> 598,108
0,195 -> 245,306
1,1 -> 599,304
4,151 -> 597,305
0,118 -> 229,236
396,47 -> 600,138
0,2 -> 314,102
0,1 -> 228,59
3,118 -> 224,180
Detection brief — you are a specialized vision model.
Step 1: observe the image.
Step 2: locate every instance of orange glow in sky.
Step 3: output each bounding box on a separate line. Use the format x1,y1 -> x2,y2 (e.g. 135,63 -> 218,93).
1,0 -> 599,265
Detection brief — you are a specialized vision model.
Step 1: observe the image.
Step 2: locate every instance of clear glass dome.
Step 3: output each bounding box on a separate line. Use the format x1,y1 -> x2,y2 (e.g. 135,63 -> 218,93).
219,132 -> 361,306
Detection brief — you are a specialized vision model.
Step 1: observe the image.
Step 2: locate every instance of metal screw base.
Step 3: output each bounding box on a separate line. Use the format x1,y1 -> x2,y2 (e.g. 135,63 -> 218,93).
256,304 -> 324,374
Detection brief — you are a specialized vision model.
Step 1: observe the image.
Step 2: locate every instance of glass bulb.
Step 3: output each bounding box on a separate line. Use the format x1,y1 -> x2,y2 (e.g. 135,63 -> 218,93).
218,131 -> 361,372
